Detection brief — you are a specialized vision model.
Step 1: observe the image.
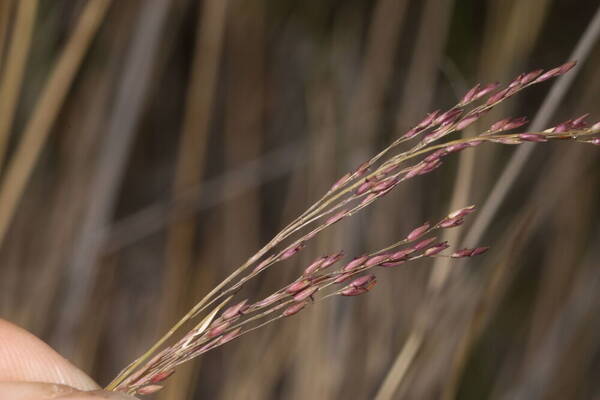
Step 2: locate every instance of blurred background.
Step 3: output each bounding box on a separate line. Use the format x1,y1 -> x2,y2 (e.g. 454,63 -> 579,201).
0,0 -> 599,399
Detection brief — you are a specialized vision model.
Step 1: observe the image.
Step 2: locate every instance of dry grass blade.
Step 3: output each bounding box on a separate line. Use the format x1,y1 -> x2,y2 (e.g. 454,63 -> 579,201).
374,330 -> 423,400
0,0 -> 111,246
0,0 -> 15,69
0,0 -> 37,170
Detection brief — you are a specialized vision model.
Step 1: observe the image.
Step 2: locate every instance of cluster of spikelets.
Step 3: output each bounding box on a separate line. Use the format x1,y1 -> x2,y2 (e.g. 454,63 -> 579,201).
106,61 -> 600,396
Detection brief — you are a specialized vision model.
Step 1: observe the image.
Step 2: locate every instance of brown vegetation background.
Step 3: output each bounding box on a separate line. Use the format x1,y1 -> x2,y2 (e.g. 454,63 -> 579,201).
0,0 -> 599,399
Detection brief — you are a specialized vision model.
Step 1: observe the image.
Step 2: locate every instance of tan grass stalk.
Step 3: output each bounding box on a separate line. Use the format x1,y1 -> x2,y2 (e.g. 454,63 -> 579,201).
0,0 -> 111,246
0,0 -> 37,170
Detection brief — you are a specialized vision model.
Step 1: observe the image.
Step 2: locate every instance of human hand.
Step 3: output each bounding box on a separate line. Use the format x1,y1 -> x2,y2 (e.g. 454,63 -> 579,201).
0,318 -> 137,399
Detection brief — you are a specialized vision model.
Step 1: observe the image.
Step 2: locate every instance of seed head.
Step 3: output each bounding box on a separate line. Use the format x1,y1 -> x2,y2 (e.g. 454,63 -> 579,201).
331,173 -> 351,192
413,237 -> 437,251
341,274 -> 377,295
424,149 -> 447,163
150,369 -> 175,384
474,82 -> 500,100
486,88 -> 510,105
286,279 -> 311,294
356,180 -> 372,195
391,248 -> 415,260
451,248 -> 474,258
343,255 -> 369,272
326,210 -> 348,225
293,286 -> 318,301
372,177 -> 399,192
222,300 -> 249,320
208,321 -> 231,338
471,246 -> 490,256
365,254 -> 390,267
448,205 -> 475,219
459,83 -> 480,106
253,293 -> 285,308
320,251 -> 344,269
407,222 -> 431,241
303,256 -> 327,275
333,272 -> 353,283
354,161 -> 370,177
283,301 -> 307,317
520,69 -> 544,85
518,133 -> 547,142
503,117 -> 528,131
138,385 -> 164,395
456,113 -> 481,130
280,242 -> 306,260
416,110 -> 440,129
220,327 -> 242,344
439,216 -> 464,228
252,258 -> 272,274
340,287 -> 369,296
424,241 -> 449,256
380,260 -> 406,267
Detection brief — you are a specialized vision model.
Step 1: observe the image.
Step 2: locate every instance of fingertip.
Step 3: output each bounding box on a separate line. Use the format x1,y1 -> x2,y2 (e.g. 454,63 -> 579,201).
0,382 -> 138,400
0,319 -> 99,391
